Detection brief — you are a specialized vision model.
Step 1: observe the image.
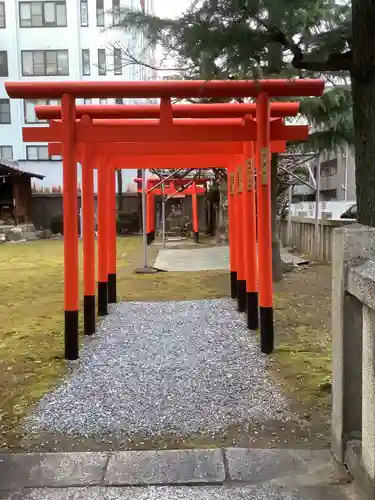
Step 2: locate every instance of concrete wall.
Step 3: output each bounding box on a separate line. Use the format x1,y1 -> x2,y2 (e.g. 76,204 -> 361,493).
331,224 -> 375,498
279,216 -> 356,262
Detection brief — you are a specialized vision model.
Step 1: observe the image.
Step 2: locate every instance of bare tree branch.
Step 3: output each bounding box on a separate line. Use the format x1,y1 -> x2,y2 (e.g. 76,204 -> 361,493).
105,40 -> 195,73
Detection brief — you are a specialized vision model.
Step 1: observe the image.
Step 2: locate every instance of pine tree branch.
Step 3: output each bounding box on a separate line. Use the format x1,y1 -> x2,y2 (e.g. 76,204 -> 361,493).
251,14 -> 353,72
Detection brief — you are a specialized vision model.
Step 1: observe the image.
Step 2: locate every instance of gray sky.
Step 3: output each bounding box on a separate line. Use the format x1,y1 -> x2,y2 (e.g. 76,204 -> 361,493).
35,0 -> 195,189
154,0 -> 192,18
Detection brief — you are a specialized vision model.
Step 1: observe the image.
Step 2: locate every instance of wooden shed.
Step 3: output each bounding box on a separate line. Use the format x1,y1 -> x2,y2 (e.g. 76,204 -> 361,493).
0,159 -> 44,224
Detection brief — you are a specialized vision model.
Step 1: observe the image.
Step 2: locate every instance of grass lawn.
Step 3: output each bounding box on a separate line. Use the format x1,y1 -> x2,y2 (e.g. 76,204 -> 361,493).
0,237 -> 332,449
272,264 -> 332,416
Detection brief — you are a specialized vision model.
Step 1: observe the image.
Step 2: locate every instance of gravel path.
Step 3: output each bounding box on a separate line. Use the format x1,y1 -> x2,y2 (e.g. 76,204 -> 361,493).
4,485 -> 355,500
24,298 -> 291,439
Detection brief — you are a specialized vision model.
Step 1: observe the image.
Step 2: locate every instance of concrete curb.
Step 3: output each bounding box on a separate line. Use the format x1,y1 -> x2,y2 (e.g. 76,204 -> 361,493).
0,448 -> 350,490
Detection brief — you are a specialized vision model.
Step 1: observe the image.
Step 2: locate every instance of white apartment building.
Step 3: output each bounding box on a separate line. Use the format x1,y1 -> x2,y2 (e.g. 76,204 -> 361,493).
0,0 -> 155,187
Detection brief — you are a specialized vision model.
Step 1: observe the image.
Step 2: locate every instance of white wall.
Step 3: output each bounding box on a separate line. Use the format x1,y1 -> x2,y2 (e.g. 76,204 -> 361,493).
291,201 -> 355,220
19,160 -> 138,193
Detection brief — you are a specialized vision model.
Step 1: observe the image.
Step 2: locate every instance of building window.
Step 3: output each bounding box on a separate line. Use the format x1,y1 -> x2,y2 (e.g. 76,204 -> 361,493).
0,146 -> 13,159
98,49 -> 106,75
99,98 -> 107,105
320,159 -> 338,178
26,145 -> 50,160
24,99 -> 60,124
96,0 -> 104,26
115,98 -> 123,104
0,99 -> 11,123
80,0 -> 88,26
320,188 -> 337,201
112,0 -> 120,25
114,48 -> 122,75
0,2 -> 6,28
84,98 -> 92,104
82,49 -> 90,76
0,51 -> 8,77
21,50 -> 69,76
19,1 -> 67,28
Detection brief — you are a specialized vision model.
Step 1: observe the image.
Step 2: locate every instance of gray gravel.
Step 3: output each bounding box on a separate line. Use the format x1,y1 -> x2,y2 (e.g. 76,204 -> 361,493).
24,298 -> 291,439
3,486 -> 354,500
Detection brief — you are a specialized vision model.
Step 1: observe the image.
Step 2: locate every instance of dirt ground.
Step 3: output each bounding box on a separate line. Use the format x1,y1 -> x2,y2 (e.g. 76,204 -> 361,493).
0,237 -> 332,452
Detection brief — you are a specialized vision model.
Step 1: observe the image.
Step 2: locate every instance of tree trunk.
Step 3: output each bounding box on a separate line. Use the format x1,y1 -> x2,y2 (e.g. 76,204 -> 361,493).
215,180 -> 229,245
117,169 -> 123,211
271,155 -> 283,281
352,0 -> 375,226
266,18 -> 284,281
209,202 -> 216,235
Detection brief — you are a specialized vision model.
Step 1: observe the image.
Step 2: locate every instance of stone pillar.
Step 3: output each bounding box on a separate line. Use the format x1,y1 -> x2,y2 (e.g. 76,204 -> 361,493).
331,224 -> 375,462
362,305 -> 375,480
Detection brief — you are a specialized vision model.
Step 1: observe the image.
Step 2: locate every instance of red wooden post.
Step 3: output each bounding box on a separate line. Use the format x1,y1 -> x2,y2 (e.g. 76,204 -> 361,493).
192,180 -> 199,243
227,165 -> 237,299
108,165 -> 117,304
97,156 -> 109,316
81,141 -> 96,335
234,155 -> 246,312
150,193 -> 156,243
61,93 -> 79,360
256,92 -> 273,353
146,187 -> 153,245
242,139 -> 258,330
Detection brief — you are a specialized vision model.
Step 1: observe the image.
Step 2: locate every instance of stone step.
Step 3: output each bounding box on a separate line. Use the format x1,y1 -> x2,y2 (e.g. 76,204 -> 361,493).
0,448 -> 356,499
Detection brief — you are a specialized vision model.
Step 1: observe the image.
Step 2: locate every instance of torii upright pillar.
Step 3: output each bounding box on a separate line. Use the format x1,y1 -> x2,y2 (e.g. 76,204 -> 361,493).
61,93 -> 79,360
192,181 -> 199,243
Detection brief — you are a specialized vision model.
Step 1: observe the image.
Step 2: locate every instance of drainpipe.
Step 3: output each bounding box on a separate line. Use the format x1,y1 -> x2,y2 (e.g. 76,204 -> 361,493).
344,144 -> 349,202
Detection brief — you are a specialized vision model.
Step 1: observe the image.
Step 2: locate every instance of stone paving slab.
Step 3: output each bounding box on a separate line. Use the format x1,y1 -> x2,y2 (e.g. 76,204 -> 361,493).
1,485 -> 360,500
0,452 -> 109,489
225,448 -> 349,487
154,246 -> 229,272
0,449 -> 350,490
105,449 -> 225,485
280,250 -> 310,266
154,245 -> 308,272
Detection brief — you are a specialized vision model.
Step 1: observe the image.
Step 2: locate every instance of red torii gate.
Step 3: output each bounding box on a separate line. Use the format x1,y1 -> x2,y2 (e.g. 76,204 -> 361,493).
5,78 -> 325,361
25,116 -> 307,346
44,140 -> 290,331
134,177 -> 209,244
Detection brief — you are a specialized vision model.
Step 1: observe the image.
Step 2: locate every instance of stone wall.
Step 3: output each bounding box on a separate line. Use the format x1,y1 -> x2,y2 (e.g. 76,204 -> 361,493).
279,216 -> 356,261
331,224 -> 375,498
0,223 -> 37,242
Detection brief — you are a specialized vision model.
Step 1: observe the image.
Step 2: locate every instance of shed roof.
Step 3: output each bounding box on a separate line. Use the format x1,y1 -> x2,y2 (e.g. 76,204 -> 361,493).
0,159 -> 45,180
